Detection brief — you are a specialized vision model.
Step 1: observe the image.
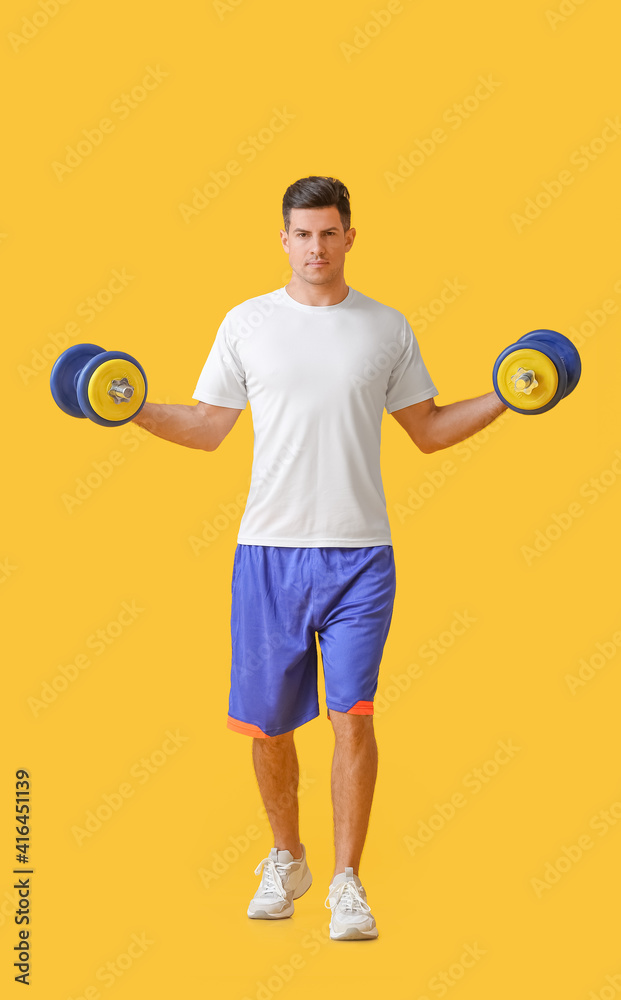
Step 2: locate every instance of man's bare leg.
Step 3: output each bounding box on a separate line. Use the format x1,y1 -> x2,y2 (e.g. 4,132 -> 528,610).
329,710 -> 378,882
252,731 -> 303,858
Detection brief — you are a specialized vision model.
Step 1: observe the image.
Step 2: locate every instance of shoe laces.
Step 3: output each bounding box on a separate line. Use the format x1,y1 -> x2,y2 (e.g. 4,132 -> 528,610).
254,856 -> 296,901
324,879 -> 371,914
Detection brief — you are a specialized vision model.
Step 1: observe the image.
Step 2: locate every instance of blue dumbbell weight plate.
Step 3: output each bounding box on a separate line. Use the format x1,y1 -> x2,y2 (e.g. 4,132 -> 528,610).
491,323 -> 585,414
518,329 -> 581,397
50,343 -> 107,418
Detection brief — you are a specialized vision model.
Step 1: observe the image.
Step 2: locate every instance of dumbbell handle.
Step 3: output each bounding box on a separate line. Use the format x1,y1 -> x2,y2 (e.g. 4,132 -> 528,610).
511,368 -> 538,395
108,377 -> 135,403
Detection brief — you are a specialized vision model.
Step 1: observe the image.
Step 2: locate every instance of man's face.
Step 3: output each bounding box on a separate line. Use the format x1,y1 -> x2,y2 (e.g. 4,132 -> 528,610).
280,206 -> 355,286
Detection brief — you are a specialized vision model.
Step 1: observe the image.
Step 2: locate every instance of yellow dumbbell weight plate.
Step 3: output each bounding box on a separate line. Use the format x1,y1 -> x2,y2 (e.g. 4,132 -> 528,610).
496,348 -> 558,411
87,358 -> 146,422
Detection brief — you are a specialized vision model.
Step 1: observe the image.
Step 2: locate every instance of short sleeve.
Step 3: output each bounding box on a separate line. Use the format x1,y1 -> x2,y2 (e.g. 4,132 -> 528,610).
192,312 -> 248,409
385,316 -> 439,413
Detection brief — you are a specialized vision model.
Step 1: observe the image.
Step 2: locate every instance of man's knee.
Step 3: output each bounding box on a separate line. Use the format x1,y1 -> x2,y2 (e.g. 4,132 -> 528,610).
252,728 -> 296,749
330,710 -> 375,740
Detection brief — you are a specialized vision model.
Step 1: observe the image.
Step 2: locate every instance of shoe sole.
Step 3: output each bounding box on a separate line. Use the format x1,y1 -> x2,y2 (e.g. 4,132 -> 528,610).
247,865 -> 313,920
248,907 -> 293,919
329,924 -> 378,940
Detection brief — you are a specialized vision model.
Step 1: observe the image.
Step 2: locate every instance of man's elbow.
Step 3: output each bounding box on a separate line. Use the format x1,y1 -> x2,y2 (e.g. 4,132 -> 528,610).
204,429 -> 232,451
418,405 -> 444,454
413,425 -> 439,454
416,438 -> 438,455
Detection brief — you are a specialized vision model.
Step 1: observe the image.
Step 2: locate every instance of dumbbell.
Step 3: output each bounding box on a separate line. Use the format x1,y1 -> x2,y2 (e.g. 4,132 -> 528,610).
50,343 -> 147,427
492,329 -> 581,414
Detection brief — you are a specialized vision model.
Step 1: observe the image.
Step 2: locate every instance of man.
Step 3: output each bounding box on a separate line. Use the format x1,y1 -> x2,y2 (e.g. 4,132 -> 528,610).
133,176 -> 507,940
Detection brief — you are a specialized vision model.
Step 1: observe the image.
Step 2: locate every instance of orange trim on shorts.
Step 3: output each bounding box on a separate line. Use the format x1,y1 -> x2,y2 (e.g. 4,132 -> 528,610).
227,715 -> 270,738
326,700 -> 374,719
347,700 -> 374,715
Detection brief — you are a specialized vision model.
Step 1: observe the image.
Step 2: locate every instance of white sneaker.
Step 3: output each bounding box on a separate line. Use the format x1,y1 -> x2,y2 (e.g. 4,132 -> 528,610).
247,844 -> 312,919
324,867 -> 378,940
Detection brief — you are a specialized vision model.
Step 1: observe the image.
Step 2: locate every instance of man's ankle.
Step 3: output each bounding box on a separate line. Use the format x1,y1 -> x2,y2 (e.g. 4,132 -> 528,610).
331,865 -> 359,882
276,842 -> 303,859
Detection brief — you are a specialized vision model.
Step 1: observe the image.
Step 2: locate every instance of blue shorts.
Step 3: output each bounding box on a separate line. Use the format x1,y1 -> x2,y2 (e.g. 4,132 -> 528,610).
227,544 -> 397,738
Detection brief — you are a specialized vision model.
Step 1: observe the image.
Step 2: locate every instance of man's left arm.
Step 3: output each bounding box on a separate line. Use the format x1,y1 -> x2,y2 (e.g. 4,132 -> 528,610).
390,392 -> 508,454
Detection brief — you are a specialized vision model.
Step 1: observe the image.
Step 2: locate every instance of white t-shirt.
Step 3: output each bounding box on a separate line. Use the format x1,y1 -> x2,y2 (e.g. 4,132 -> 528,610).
192,285 -> 439,547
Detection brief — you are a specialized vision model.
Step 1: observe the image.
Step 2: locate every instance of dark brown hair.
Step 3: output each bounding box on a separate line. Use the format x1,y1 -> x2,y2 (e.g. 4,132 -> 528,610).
282,176 -> 351,234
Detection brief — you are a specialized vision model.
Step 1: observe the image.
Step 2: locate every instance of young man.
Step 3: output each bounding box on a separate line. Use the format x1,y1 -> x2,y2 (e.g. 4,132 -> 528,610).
133,176 -> 507,940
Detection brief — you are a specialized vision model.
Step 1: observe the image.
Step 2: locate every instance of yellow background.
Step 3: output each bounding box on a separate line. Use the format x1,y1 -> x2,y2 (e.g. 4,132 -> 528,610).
2,0 -> 620,996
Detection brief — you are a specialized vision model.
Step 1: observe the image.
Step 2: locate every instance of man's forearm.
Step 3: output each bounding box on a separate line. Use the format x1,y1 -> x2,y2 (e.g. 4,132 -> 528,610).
425,391 -> 508,452
132,402 -> 214,450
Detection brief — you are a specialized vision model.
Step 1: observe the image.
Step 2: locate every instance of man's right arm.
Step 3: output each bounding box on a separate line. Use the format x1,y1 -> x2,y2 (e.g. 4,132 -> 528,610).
132,401 -> 243,451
